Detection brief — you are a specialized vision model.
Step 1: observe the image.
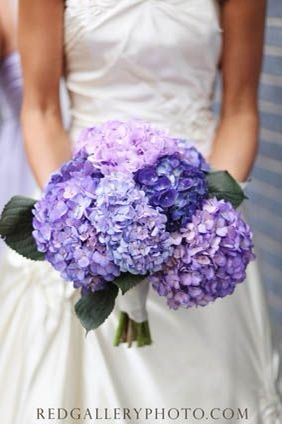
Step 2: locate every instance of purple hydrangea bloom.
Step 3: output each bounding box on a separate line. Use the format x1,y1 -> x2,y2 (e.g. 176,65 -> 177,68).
149,198 -> 255,309
134,153 -> 208,231
176,139 -> 210,171
74,120 -> 178,175
92,173 -> 173,275
32,152 -> 120,292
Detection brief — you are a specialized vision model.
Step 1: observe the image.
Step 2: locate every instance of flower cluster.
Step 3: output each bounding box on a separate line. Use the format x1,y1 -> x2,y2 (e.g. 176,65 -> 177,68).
149,199 -> 255,309
74,120 -> 178,175
32,120 -> 254,310
134,153 -> 208,231
92,174 -> 173,275
32,151 -> 120,293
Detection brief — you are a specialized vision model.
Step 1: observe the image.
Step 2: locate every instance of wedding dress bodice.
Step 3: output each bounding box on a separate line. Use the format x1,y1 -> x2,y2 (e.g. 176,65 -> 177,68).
64,0 -> 222,155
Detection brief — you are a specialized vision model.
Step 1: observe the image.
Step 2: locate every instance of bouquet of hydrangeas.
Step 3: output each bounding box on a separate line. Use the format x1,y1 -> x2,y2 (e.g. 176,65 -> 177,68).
0,120 -> 255,347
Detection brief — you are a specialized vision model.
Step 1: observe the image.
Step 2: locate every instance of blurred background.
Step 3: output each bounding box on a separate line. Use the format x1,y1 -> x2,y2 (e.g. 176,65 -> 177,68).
252,0 -> 282,351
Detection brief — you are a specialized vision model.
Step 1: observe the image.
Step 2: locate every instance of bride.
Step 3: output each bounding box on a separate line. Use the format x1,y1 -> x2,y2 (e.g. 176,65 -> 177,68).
0,0 -> 281,422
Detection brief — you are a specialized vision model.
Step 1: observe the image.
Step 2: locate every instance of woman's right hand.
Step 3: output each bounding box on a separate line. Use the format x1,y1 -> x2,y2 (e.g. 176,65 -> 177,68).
19,0 -> 71,188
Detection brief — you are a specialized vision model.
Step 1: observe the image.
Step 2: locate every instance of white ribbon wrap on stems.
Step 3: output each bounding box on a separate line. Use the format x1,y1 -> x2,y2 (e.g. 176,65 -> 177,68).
239,181 -> 248,190
117,279 -> 149,323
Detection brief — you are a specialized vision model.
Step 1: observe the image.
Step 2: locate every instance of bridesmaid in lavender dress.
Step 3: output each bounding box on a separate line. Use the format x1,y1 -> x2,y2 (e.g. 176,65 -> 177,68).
0,0 -> 34,256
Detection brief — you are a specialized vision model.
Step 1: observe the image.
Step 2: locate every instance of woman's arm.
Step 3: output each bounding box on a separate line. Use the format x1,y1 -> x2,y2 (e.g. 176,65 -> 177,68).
0,13 -> 3,60
0,0 -> 17,58
19,0 -> 71,187
209,0 -> 266,182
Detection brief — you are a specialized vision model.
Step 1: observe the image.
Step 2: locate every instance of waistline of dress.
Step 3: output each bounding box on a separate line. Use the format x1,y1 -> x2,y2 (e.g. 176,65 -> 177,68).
68,109 -> 218,158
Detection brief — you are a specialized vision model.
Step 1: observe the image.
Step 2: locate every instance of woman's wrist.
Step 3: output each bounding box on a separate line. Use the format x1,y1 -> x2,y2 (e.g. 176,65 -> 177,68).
209,113 -> 258,183
23,108 -> 71,188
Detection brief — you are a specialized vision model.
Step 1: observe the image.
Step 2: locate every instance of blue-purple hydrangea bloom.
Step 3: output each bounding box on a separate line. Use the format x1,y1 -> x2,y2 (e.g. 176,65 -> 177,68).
134,153 -> 208,231
32,151 -> 120,292
176,139 -> 210,172
149,198 -> 255,309
92,173 -> 173,275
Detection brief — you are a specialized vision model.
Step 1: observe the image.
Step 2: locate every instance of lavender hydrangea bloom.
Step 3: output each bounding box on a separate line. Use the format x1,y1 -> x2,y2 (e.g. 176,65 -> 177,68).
134,153 -> 208,231
149,198 -> 255,309
176,139 -> 210,171
92,173 -> 173,275
32,152 -> 120,292
74,120 -> 178,175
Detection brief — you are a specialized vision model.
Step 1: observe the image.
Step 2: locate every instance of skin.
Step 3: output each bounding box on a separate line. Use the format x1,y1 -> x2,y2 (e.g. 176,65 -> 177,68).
19,0 -> 70,186
0,0 -> 18,59
19,0 -> 266,187
209,0 -> 266,181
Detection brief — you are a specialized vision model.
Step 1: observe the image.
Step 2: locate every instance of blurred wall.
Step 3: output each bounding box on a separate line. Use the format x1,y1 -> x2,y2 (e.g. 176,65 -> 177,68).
248,0 -> 282,346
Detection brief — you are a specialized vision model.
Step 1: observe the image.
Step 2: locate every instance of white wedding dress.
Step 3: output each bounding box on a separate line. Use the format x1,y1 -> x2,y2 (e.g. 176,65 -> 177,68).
0,1 -> 281,423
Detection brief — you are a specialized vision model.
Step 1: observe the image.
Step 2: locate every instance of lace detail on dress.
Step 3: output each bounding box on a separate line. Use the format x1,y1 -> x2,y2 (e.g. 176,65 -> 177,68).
65,0 -> 115,21
157,91 -> 217,152
64,0 -> 117,48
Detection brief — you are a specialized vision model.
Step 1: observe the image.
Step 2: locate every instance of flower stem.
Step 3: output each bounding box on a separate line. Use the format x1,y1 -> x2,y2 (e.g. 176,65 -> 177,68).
136,322 -> 144,347
143,320 -> 152,345
113,312 -> 152,347
127,318 -> 134,348
113,311 -> 127,346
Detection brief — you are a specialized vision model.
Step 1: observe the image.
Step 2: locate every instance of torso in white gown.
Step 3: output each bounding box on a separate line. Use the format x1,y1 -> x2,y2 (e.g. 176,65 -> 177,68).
0,1 -> 281,423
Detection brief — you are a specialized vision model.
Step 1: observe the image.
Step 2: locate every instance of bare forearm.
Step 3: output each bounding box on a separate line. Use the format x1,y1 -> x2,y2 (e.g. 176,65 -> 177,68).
209,112 -> 259,182
212,0 -> 265,182
22,107 -> 71,188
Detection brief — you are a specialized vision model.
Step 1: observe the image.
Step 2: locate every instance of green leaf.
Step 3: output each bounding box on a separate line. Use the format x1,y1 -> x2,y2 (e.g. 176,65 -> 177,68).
0,196 -> 44,260
206,171 -> 247,208
113,272 -> 145,294
75,284 -> 119,333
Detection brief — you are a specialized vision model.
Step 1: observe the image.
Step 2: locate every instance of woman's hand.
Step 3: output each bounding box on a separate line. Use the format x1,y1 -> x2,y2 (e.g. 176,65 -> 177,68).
209,0 -> 266,182
19,0 -> 71,188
